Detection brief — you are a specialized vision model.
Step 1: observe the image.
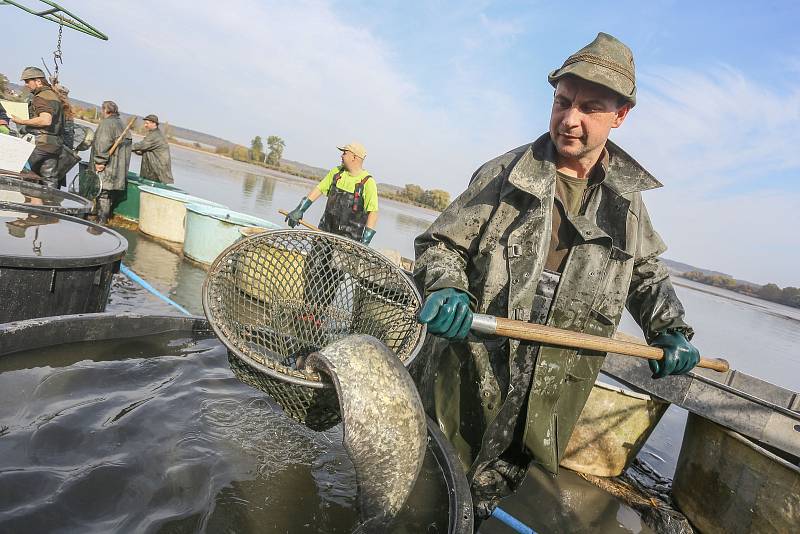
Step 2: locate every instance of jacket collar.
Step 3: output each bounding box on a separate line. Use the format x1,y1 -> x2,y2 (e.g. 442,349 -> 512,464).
507,133 -> 662,198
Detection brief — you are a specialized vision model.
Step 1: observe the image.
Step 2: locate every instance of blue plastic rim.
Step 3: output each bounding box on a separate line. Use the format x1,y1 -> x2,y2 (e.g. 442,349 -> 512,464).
138,185 -> 227,207
185,203 -> 281,229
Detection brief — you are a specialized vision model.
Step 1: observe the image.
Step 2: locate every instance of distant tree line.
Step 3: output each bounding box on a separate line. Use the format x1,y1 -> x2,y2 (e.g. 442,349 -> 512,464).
381,184 -> 451,211
681,271 -> 800,308
216,135 -> 285,165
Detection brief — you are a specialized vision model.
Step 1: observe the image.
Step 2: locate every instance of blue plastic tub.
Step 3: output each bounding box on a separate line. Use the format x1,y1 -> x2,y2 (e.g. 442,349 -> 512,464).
183,204 -> 280,264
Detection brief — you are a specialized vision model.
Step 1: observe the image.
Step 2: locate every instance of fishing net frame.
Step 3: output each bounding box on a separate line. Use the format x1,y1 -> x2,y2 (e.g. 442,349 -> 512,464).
203,229 -> 426,430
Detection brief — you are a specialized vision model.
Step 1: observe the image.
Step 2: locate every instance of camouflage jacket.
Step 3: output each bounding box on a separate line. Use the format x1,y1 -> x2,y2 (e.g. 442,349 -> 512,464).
133,128 -> 174,184
413,133 -> 692,481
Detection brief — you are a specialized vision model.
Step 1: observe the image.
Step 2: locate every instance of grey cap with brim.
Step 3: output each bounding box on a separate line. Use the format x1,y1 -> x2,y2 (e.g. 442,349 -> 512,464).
20,66 -> 46,81
548,32 -> 636,107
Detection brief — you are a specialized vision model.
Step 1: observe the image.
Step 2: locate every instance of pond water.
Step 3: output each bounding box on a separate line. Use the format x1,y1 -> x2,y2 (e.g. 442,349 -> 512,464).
0,332 -> 451,533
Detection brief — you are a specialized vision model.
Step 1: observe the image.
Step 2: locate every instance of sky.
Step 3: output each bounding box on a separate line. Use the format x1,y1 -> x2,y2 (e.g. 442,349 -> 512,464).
2,1 -> 798,286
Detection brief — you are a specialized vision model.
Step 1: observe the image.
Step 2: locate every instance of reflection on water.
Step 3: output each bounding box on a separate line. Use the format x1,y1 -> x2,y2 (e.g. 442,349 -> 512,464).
138,145 -> 438,257
483,467 -> 655,534
1,209 -> 122,259
111,227 -> 207,316
0,333 -> 451,533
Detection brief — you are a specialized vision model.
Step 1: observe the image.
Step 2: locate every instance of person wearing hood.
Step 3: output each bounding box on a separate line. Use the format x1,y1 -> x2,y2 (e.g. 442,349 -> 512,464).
413,33 -> 701,524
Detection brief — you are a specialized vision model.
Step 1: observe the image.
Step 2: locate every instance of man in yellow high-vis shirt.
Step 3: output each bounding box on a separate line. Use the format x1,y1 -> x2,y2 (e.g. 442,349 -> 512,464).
286,142 -> 378,245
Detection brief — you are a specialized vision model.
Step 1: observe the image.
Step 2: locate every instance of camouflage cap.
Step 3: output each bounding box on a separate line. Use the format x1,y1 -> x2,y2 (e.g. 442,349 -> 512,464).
20,66 -> 46,81
143,114 -> 159,124
548,32 -> 636,107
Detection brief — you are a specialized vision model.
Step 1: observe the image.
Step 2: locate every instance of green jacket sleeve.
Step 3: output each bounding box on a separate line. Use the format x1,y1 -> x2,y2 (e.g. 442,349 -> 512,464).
413,152 -> 516,306
625,199 -> 694,342
93,119 -> 115,165
132,131 -> 160,154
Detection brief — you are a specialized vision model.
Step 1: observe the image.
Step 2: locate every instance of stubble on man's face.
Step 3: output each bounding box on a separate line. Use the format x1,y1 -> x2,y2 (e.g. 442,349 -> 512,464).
549,77 -> 627,165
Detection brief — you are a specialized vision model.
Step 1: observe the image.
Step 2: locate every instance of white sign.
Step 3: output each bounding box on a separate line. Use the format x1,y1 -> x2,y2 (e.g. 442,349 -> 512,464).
0,134 -> 36,173
0,100 -> 29,121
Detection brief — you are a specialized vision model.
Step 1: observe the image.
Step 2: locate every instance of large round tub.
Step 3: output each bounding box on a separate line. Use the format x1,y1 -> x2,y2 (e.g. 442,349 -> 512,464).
0,205 -> 127,323
0,313 -> 473,533
114,172 -> 184,221
138,186 -> 226,243
0,174 -> 92,217
183,204 -> 280,265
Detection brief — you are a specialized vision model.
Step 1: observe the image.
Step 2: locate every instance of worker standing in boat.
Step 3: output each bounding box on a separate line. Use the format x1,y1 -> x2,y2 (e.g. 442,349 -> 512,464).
285,142 -> 378,245
413,33 -> 701,523
9,67 -> 64,188
91,100 -> 132,224
132,114 -> 174,184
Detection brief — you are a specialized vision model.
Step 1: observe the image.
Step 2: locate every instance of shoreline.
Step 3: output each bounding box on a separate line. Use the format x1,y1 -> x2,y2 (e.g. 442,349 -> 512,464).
75,118 -> 443,216
673,277 -> 800,323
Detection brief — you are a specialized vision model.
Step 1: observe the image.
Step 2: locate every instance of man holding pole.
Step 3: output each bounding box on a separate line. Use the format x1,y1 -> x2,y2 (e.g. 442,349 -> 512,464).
90,100 -> 132,223
413,33 -> 700,521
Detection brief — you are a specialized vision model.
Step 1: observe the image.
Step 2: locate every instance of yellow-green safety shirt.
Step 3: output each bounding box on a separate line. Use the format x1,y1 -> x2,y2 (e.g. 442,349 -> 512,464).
317,167 -> 379,212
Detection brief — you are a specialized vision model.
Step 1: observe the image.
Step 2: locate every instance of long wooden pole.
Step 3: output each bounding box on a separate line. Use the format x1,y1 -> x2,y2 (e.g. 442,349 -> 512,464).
276,208 -> 728,373
471,314 -> 729,372
107,117 -> 136,158
278,209 -> 320,232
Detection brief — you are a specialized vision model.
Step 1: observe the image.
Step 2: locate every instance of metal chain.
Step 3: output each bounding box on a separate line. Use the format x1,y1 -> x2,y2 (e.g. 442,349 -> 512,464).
52,19 -> 64,79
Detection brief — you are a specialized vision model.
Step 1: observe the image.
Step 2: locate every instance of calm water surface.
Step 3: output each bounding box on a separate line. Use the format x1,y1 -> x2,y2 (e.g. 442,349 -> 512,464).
5,144 -> 795,533
0,334 -> 450,533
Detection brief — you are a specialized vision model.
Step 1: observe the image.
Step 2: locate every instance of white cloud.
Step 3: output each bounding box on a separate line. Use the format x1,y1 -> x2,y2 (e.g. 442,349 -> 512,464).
614,65 -> 800,286
47,0 -> 528,194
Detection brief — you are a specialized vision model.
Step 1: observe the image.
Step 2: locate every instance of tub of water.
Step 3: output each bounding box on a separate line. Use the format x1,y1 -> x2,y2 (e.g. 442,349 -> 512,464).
0,205 -> 127,323
0,313 -> 472,533
0,174 -> 92,217
138,187 -> 226,243
114,172 -> 184,222
183,204 -> 280,265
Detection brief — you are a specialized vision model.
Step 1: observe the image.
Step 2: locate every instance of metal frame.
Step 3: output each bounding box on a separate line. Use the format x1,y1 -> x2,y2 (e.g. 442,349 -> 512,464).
601,352 -> 800,458
1,0 -> 108,40
203,229 -> 427,389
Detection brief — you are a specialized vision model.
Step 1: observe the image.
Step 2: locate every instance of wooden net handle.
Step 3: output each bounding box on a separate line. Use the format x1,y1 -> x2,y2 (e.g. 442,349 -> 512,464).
491,316 -> 729,373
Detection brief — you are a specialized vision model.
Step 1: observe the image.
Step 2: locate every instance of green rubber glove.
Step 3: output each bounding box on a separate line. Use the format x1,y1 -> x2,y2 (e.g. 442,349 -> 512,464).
361,227 -> 376,245
0,125 -> 10,135
285,197 -> 312,228
418,288 -> 473,340
648,330 -> 700,378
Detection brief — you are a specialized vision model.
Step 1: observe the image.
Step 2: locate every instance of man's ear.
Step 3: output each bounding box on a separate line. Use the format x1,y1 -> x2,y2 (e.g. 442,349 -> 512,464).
611,103 -> 631,128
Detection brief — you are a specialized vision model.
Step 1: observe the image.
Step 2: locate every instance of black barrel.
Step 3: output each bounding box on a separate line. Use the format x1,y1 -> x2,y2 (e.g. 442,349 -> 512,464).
0,174 -> 92,217
0,206 -> 127,323
0,313 -> 474,533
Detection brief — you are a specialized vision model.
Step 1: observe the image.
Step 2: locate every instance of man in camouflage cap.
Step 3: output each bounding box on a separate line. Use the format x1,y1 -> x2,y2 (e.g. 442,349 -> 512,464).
413,32 -> 700,524
10,67 -> 65,187
132,114 -> 174,184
